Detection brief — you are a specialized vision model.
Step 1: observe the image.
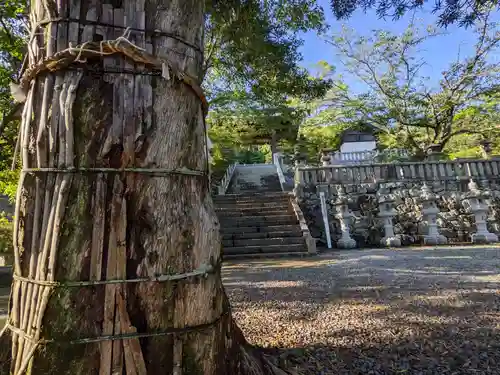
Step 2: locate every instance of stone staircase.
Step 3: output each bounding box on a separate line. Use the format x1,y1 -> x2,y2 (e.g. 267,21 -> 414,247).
215,192 -> 310,259
213,161 -> 316,259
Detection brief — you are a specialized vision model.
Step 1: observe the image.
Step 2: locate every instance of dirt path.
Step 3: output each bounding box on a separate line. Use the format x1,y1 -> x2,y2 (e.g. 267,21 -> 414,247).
223,246 -> 500,375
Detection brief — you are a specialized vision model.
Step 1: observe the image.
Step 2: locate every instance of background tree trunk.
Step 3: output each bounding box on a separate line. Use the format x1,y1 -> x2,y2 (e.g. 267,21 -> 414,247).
7,1 -> 285,374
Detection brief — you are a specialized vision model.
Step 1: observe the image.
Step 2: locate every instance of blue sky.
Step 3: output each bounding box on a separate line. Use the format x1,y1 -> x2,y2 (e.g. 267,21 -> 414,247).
298,0 -> 499,92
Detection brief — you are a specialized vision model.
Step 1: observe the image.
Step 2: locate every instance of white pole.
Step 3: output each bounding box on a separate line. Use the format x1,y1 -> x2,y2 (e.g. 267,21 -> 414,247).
319,192 -> 332,249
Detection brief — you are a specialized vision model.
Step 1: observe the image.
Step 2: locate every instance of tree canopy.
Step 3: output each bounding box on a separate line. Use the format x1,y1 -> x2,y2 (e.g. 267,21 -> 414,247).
0,0 -> 25,201
310,12 -> 500,159
0,0 -> 499,173
330,0 -> 499,27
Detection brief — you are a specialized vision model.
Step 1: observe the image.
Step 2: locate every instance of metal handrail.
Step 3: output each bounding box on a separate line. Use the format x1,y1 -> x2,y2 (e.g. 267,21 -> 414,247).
273,153 -> 286,192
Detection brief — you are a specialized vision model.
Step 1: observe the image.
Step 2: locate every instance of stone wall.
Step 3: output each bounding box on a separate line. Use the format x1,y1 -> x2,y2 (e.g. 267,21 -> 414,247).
298,179 -> 500,248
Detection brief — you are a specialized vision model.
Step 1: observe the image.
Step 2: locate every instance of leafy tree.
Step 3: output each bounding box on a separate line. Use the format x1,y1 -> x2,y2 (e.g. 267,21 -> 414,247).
291,62 -> 382,162
208,93 -> 310,153
330,0 -> 499,27
0,0 -> 25,169
294,87 -> 370,162
445,92 -> 500,158
0,0 -> 25,216
297,124 -> 350,162
204,1 -> 330,101
325,14 -> 500,158
203,1 -> 332,162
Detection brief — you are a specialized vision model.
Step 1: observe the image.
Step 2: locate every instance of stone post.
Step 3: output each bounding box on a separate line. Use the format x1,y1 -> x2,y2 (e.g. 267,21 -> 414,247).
463,180 -> 498,243
378,188 -> 401,247
333,185 -> 357,248
420,183 -> 447,245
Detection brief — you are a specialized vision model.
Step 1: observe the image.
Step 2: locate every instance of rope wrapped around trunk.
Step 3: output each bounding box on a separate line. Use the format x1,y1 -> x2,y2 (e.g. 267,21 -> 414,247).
4,25 -> 214,375
12,28 -> 208,115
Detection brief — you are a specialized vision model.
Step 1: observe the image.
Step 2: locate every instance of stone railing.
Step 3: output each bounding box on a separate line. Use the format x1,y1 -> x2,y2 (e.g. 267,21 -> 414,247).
331,150 -> 374,163
217,162 -> 238,195
288,193 -> 317,254
296,158 -> 500,187
329,149 -> 410,164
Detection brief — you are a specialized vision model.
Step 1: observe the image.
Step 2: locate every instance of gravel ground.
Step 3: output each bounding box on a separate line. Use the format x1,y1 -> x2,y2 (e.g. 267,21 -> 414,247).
223,246 -> 500,375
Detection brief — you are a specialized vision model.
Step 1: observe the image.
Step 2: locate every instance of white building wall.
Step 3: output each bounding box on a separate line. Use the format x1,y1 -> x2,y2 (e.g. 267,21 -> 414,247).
340,141 -> 376,153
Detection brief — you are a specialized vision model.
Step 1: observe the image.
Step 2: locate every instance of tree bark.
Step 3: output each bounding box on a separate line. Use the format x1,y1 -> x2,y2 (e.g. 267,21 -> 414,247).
6,1 -> 287,374
270,131 -> 278,155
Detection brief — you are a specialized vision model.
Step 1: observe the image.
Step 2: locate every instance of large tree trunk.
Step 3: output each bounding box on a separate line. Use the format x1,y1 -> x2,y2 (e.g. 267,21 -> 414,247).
5,1 -> 287,374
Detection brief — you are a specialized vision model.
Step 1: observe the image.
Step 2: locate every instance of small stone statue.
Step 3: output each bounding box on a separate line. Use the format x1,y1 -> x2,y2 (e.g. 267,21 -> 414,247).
420,183 -> 447,245
462,180 -> 498,244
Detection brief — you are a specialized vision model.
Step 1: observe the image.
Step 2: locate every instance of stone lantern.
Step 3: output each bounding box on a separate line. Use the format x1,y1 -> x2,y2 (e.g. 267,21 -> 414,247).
333,185 -> 357,249
462,180 -> 498,244
426,144 -> 443,161
377,188 -> 401,247
420,183 -> 447,245
293,136 -> 307,167
293,138 -> 307,196
321,149 -> 333,183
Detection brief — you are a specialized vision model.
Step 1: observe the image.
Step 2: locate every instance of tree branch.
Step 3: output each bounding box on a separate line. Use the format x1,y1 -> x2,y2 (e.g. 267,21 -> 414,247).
0,102 -> 22,135
0,18 -> 15,46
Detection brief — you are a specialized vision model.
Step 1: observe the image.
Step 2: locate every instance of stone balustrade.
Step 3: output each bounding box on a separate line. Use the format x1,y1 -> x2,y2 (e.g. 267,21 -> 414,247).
329,149 -> 410,164
331,150 -> 374,163
296,158 -> 500,188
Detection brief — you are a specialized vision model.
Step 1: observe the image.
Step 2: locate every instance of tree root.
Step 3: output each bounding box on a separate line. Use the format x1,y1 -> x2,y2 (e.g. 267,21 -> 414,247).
238,344 -> 301,375
229,318 -> 302,375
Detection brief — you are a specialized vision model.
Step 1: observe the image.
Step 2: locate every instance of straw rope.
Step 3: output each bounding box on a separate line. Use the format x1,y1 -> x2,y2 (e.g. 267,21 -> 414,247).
14,28 -> 208,115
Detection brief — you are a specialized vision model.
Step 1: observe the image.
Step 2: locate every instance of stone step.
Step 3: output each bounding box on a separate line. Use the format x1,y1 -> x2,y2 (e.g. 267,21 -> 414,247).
216,202 -> 289,210
223,243 -> 306,255
223,237 -> 304,247
222,230 -> 302,240
214,193 -> 289,202
215,202 -> 288,213
216,191 -> 287,198
220,215 -> 297,227
220,224 -> 301,234
217,209 -> 289,218
228,185 -> 282,192
223,251 -> 312,260
215,199 -> 289,206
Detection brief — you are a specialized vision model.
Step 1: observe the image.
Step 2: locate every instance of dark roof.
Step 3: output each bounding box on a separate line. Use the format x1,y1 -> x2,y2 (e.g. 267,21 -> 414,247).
341,130 -> 376,143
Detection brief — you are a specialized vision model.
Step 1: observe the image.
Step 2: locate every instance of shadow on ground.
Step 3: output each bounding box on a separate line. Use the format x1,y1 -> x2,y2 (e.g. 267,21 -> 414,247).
223,247 -> 500,375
